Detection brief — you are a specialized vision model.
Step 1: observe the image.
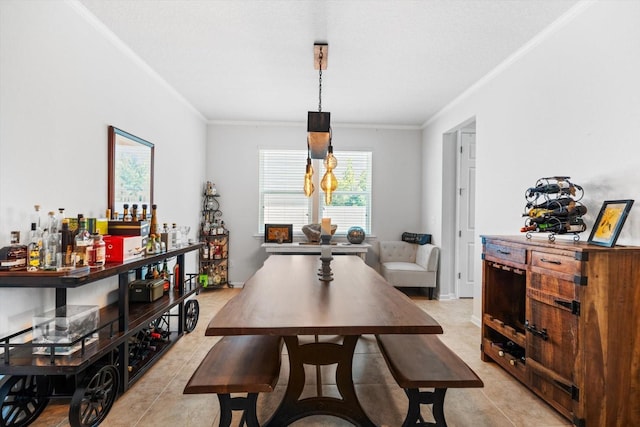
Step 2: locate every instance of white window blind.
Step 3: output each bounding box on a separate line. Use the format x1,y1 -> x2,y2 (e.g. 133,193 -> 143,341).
259,150 -> 312,233
259,149 -> 372,234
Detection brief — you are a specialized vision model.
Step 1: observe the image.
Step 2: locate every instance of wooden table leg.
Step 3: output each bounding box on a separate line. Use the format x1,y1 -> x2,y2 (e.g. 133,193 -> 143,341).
264,335 -> 375,427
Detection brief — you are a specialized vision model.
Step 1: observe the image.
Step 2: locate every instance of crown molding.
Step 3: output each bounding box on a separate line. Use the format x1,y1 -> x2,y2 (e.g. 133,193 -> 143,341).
208,119 -> 421,131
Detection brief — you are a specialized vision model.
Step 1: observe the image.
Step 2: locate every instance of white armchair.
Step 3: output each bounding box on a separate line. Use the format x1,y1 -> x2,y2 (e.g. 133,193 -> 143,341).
378,241 -> 439,299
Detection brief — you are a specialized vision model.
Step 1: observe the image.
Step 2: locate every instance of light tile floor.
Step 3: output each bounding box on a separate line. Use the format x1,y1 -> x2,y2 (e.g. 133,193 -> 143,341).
31,287 -> 571,427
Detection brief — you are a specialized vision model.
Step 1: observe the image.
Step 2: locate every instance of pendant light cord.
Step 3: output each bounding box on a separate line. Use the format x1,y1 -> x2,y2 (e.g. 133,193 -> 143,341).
318,47 -> 323,113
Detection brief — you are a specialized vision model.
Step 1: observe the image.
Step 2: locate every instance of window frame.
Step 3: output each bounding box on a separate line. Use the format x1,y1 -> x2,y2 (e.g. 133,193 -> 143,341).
259,149 -> 372,236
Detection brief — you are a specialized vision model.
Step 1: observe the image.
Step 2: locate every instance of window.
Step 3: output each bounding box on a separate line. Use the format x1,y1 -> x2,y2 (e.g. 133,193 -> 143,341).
259,149 -> 372,235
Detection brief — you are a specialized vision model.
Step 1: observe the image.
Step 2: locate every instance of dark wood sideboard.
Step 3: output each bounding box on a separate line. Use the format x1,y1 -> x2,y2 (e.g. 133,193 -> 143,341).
481,235 -> 640,427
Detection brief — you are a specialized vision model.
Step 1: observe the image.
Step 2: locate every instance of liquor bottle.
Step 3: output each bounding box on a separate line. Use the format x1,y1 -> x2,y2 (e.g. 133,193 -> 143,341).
150,204 -> 158,235
141,204 -> 148,221
73,217 -> 92,267
525,182 -> 569,198
214,240 -> 222,260
43,212 -> 60,269
60,219 -> 74,267
92,233 -> 106,268
212,266 -> 222,286
32,205 -> 43,231
202,241 -> 209,259
154,235 -> 162,254
57,208 -> 65,232
161,260 -> 170,293
219,221 -> 226,235
71,214 -> 83,237
144,264 -> 154,280
28,223 -> 42,270
123,204 -> 132,221
131,204 -> 138,222
173,261 -> 180,292
171,223 -> 179,248
527,197 -> 573,210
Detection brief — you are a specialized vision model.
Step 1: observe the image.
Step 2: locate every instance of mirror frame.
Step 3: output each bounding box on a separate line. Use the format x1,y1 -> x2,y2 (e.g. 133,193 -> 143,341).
107,126 -> 154,218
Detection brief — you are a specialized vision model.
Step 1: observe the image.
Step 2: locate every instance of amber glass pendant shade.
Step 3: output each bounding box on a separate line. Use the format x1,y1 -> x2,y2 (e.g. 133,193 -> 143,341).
304,159 -> 314,197
321,169 -> 338,205
321,146 -> 338,205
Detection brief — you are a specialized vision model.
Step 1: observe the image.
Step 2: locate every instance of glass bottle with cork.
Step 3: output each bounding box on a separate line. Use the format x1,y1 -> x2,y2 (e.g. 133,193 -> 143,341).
173,260 -> 181,292
123,204 -> 132,221
60,218 -> 74,268
150,204 -> 158,236
28,223 -> 42,270
161,259 -> 170,293
73,217 -> 92,267
43,211 -> 60,269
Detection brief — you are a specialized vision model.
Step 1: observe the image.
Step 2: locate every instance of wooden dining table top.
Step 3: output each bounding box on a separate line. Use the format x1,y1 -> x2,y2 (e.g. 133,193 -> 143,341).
205,255 -> 443,336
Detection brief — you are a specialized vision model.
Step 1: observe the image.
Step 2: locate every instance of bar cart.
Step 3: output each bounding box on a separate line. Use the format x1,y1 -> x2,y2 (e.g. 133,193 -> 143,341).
0,243 -> 201,427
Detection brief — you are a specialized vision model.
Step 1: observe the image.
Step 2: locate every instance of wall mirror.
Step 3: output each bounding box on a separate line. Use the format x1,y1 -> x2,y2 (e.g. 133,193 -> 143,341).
108,126 -> 154,219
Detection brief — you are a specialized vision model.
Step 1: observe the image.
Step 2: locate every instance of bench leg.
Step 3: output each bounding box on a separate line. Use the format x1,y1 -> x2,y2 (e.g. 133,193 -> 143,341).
217,393 -> 260,427
402,388 -> 448,427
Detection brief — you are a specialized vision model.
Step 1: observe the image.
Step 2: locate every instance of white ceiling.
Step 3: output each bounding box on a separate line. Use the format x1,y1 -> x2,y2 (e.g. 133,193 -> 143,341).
78,0 -> 580,127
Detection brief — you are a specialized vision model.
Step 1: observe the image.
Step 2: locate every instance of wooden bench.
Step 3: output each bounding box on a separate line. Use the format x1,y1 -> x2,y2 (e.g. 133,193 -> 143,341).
376,334 -> 483,427
183,335 -> 283,427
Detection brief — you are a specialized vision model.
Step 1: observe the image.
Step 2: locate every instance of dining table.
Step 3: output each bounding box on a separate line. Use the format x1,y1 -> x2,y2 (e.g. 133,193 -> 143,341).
205,254 -> 443,426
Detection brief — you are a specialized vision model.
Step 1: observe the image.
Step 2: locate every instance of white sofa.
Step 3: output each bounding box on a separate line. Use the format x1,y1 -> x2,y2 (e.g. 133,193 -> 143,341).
378,241 -> 439,299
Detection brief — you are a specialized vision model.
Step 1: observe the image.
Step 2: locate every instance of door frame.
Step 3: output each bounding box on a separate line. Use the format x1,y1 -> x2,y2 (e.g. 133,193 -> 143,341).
440,117 -> 476,300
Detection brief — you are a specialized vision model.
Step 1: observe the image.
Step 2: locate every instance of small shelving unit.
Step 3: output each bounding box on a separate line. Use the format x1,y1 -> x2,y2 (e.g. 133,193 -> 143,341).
200,185 -> 229,288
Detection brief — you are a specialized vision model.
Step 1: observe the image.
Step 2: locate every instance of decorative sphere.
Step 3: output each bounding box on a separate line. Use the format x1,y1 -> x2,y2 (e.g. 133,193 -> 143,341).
347,226 -> 365,244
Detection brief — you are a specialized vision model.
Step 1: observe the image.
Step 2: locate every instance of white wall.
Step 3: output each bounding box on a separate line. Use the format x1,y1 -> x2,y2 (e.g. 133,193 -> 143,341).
0,1 -> 206,335
422,0 -> 640,322
207,123 -> 423,283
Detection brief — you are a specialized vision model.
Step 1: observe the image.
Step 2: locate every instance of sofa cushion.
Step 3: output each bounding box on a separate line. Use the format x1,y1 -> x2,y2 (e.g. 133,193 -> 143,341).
379,241 -> 417,263
381,262 -> 436,288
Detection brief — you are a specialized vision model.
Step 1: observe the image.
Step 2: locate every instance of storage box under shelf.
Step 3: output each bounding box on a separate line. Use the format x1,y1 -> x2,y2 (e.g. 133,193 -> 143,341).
32,305 -> 99,355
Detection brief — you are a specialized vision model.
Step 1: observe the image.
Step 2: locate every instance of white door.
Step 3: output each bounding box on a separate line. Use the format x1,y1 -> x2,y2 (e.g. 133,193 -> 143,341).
456,130 -> 476,298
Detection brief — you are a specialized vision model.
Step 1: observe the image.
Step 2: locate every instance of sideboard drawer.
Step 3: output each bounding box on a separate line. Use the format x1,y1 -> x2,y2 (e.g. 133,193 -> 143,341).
484,242 -> 526,266
530,251 -> 581,276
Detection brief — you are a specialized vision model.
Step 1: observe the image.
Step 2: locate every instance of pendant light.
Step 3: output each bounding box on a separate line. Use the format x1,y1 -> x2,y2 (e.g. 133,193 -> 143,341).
304,43 -> 338,205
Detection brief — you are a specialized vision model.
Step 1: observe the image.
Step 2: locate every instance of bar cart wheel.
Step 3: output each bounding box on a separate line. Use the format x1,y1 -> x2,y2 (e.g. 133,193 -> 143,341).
184,299 -> 199,333
0,375 -> 51,427
68,364 -> 119,427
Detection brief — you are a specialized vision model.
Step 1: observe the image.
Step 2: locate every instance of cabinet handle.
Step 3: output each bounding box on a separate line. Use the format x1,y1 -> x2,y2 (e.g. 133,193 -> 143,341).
509,359 -> 517,366
553,379 -> 573,395
497,249 -> 511,255
554,299 -> 572,309
540,258 -> 561,265
498,350 -> 505,357
525,320 -> 549,341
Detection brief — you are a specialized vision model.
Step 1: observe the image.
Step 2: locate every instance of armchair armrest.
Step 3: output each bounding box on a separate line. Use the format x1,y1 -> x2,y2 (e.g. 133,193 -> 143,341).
416,244 -> 439,272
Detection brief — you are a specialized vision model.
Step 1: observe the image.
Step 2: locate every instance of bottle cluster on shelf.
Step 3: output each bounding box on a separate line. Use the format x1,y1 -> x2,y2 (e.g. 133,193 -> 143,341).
0,203 -> 192,273
520,176 -> 587,240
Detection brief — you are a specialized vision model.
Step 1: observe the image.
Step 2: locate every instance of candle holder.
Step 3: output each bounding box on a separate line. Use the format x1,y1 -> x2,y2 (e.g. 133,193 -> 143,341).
318,234 -> 333,282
